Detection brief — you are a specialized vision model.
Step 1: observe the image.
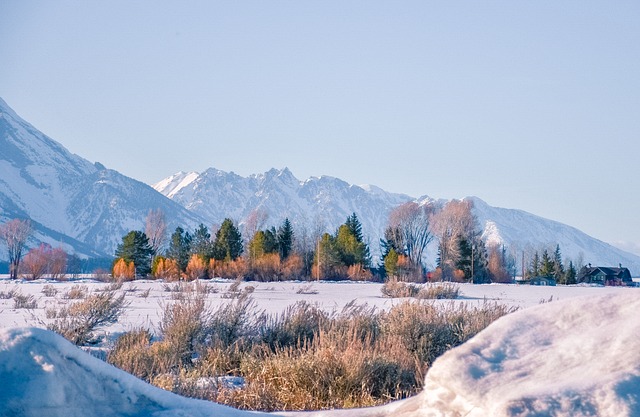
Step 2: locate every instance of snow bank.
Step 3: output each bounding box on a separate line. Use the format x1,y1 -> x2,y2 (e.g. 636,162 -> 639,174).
0,327 -> 268,417
2,292 -> 639,417
418,291 -> 640,416
285,292 -> 640,417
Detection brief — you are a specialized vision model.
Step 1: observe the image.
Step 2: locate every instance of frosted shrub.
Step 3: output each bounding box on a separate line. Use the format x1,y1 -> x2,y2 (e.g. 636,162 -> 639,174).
41,284 -> 58,297
381,278 -> 419,298
13,291 -> 38,309
64,284 -> 88,299
416,282 -> 460,299
48,289 -> 128,345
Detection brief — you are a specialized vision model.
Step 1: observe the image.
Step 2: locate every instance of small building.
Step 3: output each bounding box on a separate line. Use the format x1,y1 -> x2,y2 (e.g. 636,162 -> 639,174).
529,276 -> 557,286
577,265 -> 633,286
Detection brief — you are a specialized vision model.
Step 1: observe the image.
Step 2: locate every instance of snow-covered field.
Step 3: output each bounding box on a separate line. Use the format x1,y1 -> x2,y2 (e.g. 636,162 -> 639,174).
1,279 -> 639,416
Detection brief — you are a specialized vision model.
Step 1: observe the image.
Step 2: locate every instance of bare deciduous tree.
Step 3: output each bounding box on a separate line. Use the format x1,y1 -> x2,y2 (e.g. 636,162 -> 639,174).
243,208 -> 269,243
145,209 -> 167,258
432,199 -> 479,278
387,201 -> 435,267
0,219 -> 32,280
20,243 -> 68,280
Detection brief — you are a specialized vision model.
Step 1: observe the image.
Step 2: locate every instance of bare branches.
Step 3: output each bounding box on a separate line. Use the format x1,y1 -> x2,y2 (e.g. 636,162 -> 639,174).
145,209 -> 167,257
388,202 -> 435,267
0,218 -> 32,279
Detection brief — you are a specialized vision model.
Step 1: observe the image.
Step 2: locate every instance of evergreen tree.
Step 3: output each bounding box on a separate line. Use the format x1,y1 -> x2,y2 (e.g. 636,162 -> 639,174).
345,213 -> 364,243
529,251 -> 540,277
384,248 -> 399,277
167,227 -> 192,272
565,261 -> 577,285
277,218 -> 294,260
262,227 -> 279,254
380,225 -> 403,271
191,223 -> 213,262
115,230 -> 153,276
335,224 -> 369,267
315,232 -> 342,279
248,230 -> 267,260
456,237 -> 473,280
539,249 -> 554,278
553,244 -> 565,282
213,218 -> 243,261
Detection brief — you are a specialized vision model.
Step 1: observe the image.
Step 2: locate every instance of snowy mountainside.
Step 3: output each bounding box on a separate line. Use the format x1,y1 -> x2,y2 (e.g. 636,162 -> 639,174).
0,97 -> 204,259
470,196 -> 640,272
154,167 -> 413,245
156,169 -> 640,273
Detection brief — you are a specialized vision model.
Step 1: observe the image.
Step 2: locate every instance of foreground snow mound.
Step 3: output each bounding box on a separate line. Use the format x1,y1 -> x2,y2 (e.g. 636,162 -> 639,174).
0,327 -> 268,417
420,292 -> 640,417
284,292 -> 640,417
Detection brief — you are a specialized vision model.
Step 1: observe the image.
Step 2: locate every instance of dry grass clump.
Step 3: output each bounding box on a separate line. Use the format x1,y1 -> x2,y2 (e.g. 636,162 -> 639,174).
47,289 -> 128,345
382,279 -> 460,300
64,284 -> 88,299
416,282 -> 460,299
107,295 -> 515,412
381,279 -> 419,298
42,284 -> 58,297
12,291 -> 38,309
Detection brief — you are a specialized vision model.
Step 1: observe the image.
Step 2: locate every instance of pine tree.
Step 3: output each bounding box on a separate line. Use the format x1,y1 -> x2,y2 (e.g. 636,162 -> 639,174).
277,218 -> 294,260
191,223 -> 213,262
565,261 -> 577,285
345,213 -> 364,243
115,230 -> 153,276
314,232 -> 342,279
529,251 -> 540,277
456,237 -> 473,281
553,244 -> 565,282
384,248 -> 399,277
166,227 -> 192,272
213,218 -> 243,261
539,249 -> 554,278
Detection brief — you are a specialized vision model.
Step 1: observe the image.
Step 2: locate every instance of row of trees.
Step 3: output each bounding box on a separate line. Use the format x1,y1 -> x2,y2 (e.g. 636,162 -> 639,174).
110,200 -> 521,283
0,201 -> 584,284
526,245 -> 578,285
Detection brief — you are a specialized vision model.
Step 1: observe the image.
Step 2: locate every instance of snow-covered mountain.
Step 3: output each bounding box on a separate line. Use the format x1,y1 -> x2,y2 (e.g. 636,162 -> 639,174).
154,167 -> 413,246
155,169 -> 640,273
0,97 -> 204,259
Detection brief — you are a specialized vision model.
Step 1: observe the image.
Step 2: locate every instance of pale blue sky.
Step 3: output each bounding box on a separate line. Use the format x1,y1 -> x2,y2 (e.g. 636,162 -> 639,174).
1,1 -> 639,255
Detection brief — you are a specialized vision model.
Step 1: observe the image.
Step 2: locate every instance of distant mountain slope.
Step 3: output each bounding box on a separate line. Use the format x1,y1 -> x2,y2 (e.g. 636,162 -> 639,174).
155,169 -> 640,273
0,97 -> 204,259
470,197 -> 640,272
154,166 -> 413,246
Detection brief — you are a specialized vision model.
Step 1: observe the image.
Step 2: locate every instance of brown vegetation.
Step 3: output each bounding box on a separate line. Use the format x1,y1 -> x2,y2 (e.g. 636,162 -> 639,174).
107,294 -> 515,412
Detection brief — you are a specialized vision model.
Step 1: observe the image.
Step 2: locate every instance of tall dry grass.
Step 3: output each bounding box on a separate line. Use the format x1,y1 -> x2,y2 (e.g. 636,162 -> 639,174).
107,295 -> 516,411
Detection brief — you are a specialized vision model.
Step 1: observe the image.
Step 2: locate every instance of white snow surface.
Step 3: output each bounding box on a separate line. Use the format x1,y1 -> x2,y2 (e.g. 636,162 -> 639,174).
1,281 -> 639,417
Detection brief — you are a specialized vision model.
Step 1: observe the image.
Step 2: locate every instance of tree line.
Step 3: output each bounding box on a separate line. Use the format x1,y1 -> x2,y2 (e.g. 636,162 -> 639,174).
109,200 -> 522,283
0,200 -> 588,283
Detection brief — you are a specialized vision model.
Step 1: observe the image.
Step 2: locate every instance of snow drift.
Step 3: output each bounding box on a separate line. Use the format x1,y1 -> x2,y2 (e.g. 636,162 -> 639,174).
2,292 -> 640,417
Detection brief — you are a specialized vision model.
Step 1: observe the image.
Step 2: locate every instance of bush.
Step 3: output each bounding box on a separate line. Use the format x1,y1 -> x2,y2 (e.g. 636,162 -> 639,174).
159,293 -> 210,368
416,282 -> 460,299
47,290 -> 128,345
381,279 -> 419,298
42,284 -> 58,297
259,301 -> 326,351
64,284 -> 88,299
13,291 -> 38,309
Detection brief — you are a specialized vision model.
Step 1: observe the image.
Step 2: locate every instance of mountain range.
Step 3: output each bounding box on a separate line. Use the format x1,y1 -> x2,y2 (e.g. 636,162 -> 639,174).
1,96 -> 639,273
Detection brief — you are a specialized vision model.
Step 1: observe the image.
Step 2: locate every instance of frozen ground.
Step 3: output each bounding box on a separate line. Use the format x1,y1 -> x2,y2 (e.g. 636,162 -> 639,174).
1,279 -> 639,416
